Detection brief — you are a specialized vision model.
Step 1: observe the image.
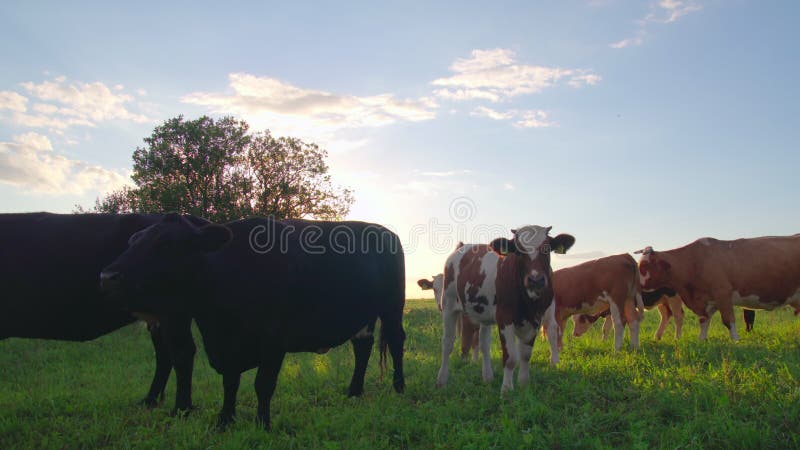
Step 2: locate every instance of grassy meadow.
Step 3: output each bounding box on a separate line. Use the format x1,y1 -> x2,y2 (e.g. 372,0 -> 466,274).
1,298 -> 800,449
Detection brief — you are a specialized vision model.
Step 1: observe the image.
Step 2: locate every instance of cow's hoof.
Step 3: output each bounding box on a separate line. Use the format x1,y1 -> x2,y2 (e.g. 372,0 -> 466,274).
140,397 -> 161,409
216,414 -> 235,431
171,405 -> 195,417
347,386 -> 364,397
255,415 -> 271,431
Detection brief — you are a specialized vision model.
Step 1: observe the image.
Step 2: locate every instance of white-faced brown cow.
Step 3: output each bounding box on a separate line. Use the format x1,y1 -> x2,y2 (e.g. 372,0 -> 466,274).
571,287 -> 685,341
636,235 -> 800,341
542,254 -> 644,364
437,226 -> 575,393
417,274 -> 479,362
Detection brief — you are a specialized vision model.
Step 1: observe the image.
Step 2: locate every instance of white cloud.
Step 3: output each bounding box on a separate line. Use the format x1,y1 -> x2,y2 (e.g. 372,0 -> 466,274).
181,73 -> 438,139
470,106 -> 515,120
659,0 -> 702,23
19,77 -> 151,123
470,106 -> 557,129
610,33 -> 646,49
431,48 -> 600,102
611,1 -> 702,48
1,77 -> 153,133
420,169 -> 473,177
0,132 -> 129,195
568,71 -> 602,87
0,91 -> 28,112
513,110 -> 556,129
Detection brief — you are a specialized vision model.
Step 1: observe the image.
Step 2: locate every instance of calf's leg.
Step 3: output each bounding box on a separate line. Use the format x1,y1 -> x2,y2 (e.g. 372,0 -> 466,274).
498,324 -> 519,394
543,304 -> 559,366
655,303 -> 671,340
668,297 -> 684,339
479,324 -> 494,381
437,308 -> 459,387
515,322 -> 536,387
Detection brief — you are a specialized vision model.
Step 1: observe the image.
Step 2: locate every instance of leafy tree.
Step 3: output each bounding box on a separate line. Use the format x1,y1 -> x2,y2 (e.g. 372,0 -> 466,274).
77,116 -> 353,221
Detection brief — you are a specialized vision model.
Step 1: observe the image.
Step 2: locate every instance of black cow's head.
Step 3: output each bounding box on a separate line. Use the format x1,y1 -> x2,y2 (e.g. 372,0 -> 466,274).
100,213 -> 232,314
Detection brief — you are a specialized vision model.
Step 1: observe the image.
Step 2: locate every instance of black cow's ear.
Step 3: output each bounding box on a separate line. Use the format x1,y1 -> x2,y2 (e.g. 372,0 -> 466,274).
549,234 -> 576,254
128,229 -> 148,246
489,237 -> 516,256
194,225 -> 233,252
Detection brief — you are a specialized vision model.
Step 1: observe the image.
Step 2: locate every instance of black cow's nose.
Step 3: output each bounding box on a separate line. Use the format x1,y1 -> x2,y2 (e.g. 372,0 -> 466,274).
100,271 -> 122,290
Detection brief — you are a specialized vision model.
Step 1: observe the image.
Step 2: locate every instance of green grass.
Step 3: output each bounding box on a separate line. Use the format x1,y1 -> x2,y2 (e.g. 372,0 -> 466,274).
2,299 -> 800,449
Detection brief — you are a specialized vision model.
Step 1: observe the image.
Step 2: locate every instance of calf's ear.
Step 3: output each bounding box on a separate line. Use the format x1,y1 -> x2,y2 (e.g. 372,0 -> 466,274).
417,279 -> 434,290
193,224 -> 233,252
549,234 -> 576,254
489,237 -> 517,256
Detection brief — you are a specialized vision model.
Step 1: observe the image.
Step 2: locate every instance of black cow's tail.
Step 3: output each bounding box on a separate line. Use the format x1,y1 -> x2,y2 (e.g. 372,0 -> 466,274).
379,321 -> 388,380
378,229 -> 406,393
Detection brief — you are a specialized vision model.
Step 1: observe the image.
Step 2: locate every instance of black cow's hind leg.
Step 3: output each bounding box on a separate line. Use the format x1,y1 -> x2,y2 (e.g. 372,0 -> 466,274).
217,372 -> 241,430
347,322 -> 375,397
142,324 -> 172,408
166,315 -> 196,414
255,352 -> 286,430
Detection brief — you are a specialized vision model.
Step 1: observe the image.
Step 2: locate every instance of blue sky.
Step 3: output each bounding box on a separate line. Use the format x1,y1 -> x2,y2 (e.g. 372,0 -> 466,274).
1,1 -> 798,296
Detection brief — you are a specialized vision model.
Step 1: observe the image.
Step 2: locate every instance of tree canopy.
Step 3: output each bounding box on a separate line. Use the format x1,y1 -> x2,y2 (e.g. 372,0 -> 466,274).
77,115 -> 353,221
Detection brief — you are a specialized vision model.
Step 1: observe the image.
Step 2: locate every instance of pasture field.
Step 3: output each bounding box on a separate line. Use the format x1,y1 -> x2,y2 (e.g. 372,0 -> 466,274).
2,299 -> 800,449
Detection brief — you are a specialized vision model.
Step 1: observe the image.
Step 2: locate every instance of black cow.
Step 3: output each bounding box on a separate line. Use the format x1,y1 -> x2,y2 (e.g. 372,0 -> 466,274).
0,212 -> 198,412
100,214 -> 406,430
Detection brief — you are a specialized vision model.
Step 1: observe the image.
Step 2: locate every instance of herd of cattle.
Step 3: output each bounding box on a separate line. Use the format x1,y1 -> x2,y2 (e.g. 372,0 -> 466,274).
2,212 -> 799,431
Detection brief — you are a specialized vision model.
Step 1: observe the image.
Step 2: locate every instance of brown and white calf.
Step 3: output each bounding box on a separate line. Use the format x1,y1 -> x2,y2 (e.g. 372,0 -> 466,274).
437,226 -> 575,393
417,274 -> 479,361
542,254 -> 644,364
636,234 -> 800,341
572,287 -> 684,341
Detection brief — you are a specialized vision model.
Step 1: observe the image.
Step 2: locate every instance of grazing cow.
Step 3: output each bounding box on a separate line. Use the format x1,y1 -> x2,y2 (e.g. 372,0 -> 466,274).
0,212 -> 199,412
636,234 -> 800,341
437,226 -> 575,393
572,287 -> 684,340
417,274 -> 479,361
543,254 -> 644,364
743,309 -> 755,332
100,214 -> 406,429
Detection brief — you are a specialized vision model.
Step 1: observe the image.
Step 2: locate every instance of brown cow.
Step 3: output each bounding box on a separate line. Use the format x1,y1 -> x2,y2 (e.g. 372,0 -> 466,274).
417,274 -> 479,361
542,254 -> 644,364
636,235 -> 800,341
437,226 -> 575,393
572,287 -> 684,340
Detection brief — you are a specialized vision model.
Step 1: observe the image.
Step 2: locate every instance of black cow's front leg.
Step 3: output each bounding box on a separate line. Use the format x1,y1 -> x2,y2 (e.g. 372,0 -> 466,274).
217,372 -> 241,430
142,323 -> 171,408
254,352 -> 286,430
165,314 -> 196,414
